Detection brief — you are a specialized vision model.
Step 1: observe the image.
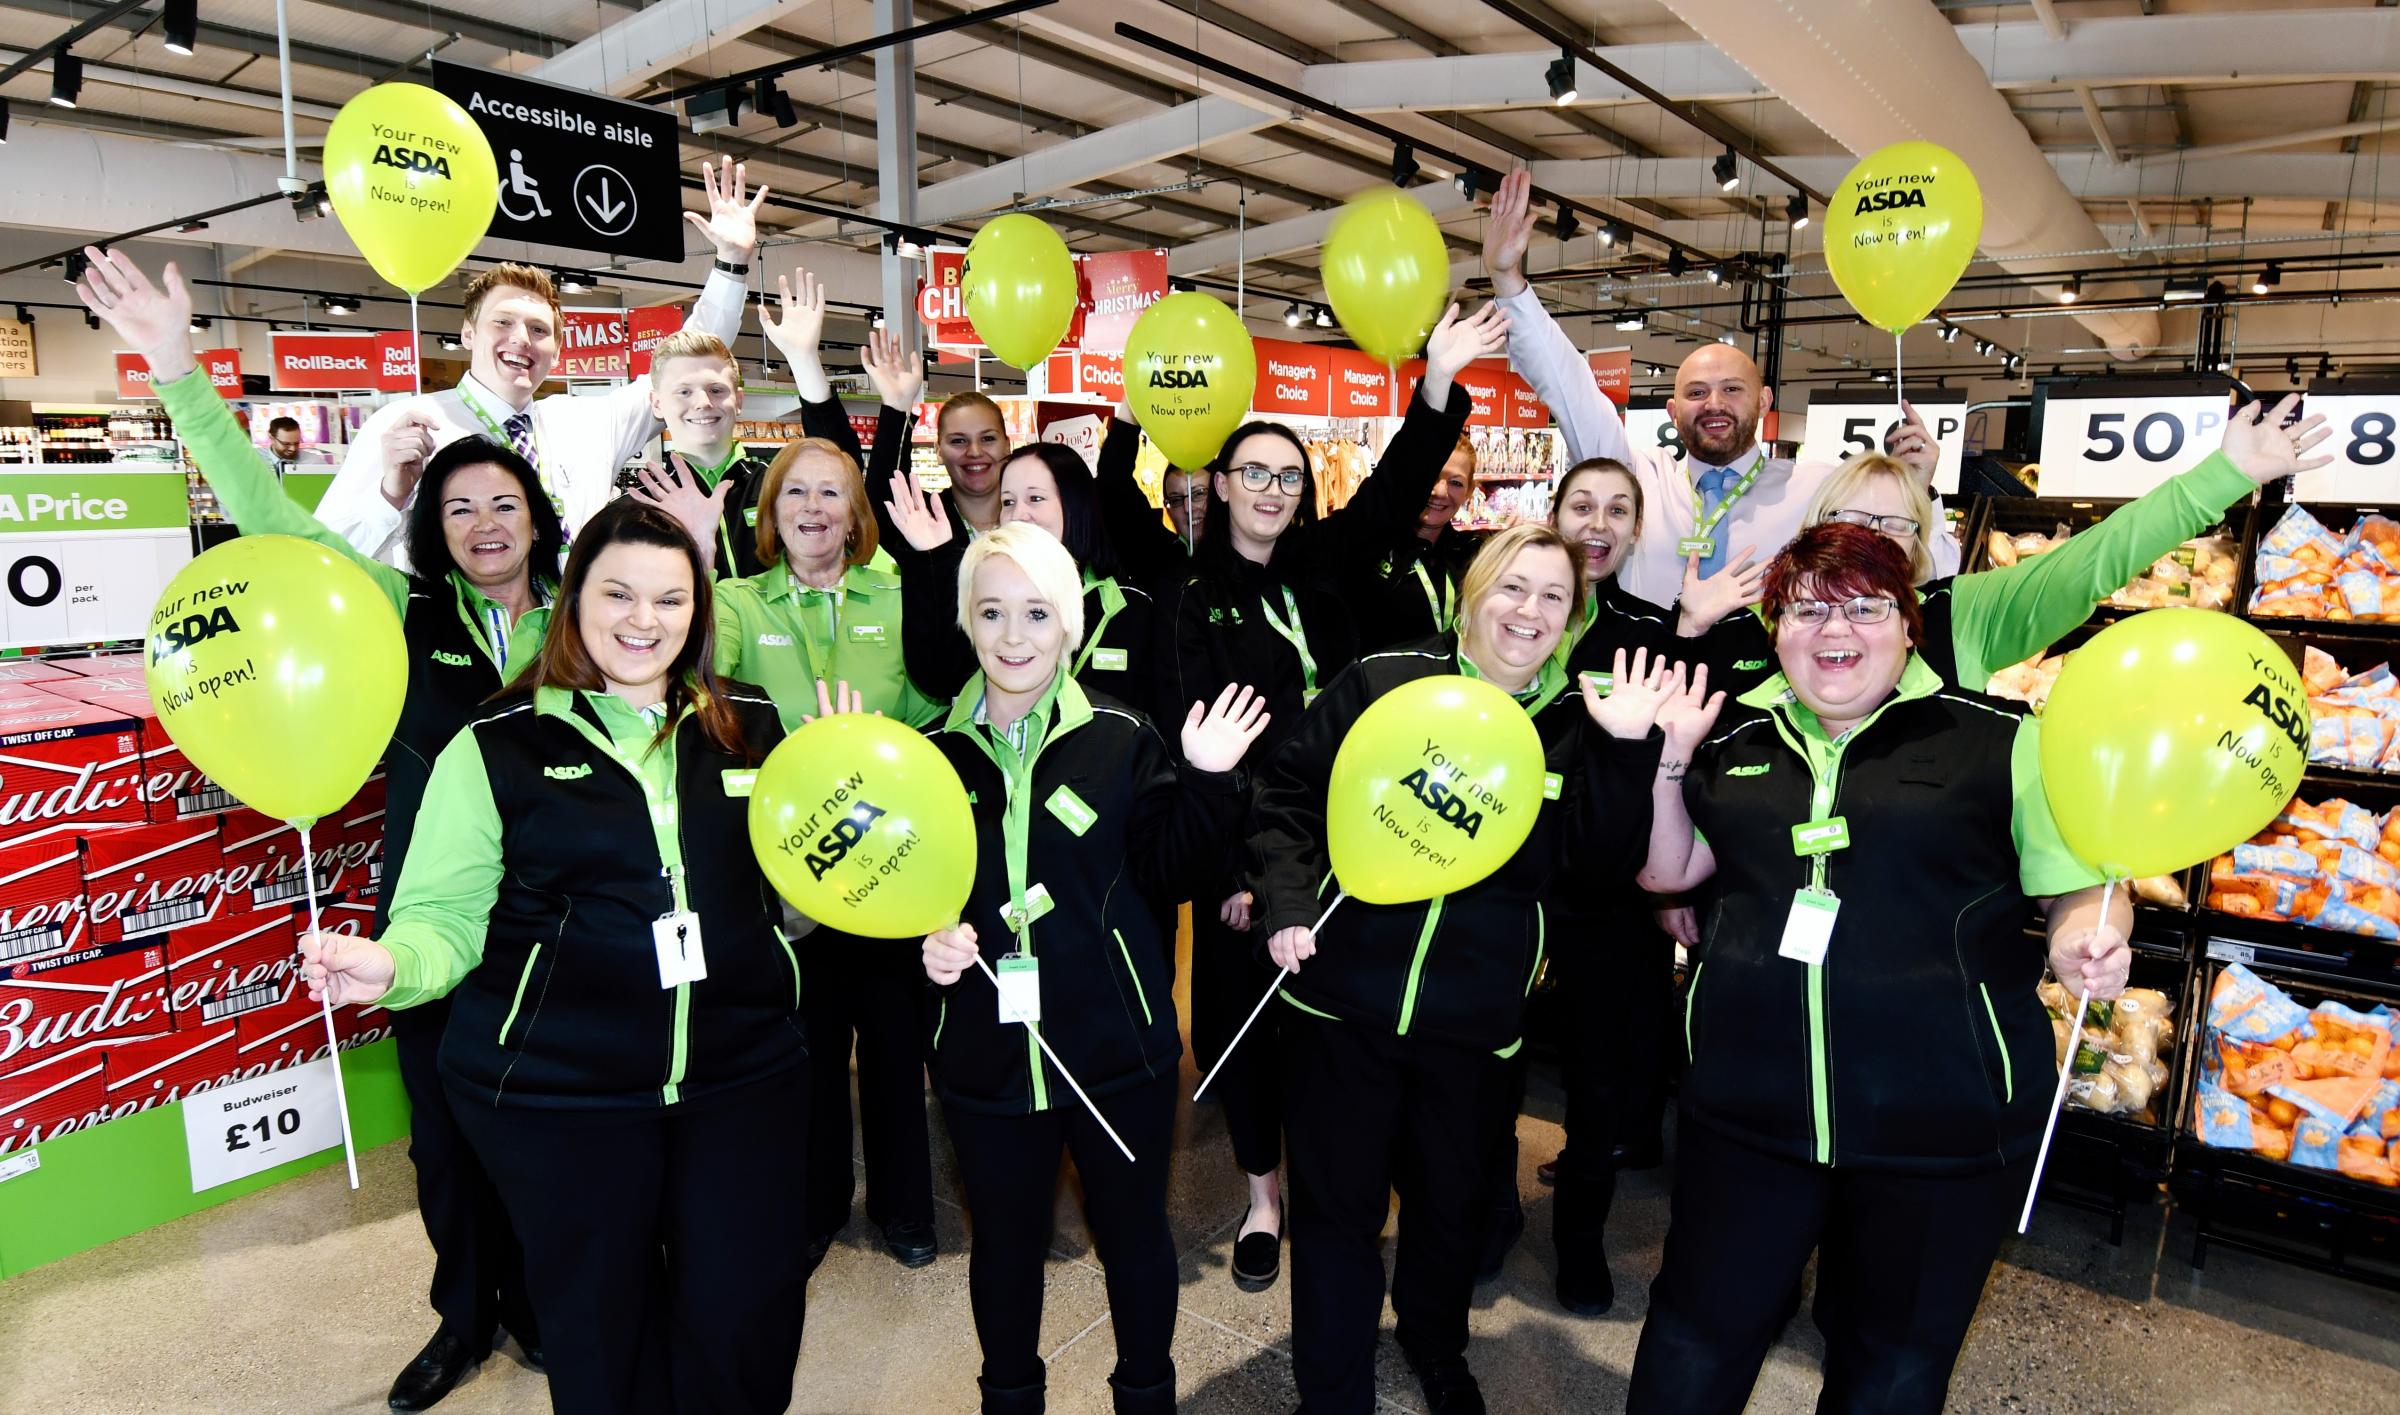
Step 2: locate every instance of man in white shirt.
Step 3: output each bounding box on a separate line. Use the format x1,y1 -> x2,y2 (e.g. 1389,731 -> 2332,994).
1481,169 -> 1958,609
316,157 -> 770,568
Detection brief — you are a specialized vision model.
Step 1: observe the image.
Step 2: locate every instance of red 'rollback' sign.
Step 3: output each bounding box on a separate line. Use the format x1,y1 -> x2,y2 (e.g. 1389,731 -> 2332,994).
117,348 -> 241,399
373,332 -> 418,393
269,332 -> 376,392
559,308 -> 629,380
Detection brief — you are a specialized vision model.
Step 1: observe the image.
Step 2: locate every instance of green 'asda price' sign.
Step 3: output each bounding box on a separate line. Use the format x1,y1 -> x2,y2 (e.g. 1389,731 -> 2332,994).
0,472 -> 190,531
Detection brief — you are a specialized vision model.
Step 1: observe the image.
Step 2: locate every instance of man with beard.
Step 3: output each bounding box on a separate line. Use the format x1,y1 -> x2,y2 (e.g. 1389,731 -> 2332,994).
1481,169 -> 1959,610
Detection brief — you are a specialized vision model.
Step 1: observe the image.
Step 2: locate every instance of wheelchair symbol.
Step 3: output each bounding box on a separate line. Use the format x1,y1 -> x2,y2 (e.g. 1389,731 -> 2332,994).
498,149 -> 551,222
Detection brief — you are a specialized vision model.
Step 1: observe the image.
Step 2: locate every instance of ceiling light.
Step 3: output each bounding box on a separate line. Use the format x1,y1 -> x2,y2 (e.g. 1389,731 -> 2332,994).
756,77 -> 798,129
1666,249 -> 1688,278
1554,204 -> 1579,243
84,310 -> 100,330
1872,369 -> 1892,383
2163,274 -> 2208,302
1284,302 -> 1305,328
12,305 -> 30,325
686,86 -> 746,135
2215,356 -> 2233,372
1598,219 -> 1623,248
1713,146 -> 1738,192
1937,323 -> 1960,343
871,312 -> 886,330
556,270 -> 593,294
1705,264 -> 1726,285
1391,141 -> 1418,187
1315,305 -> 1335,329
2253,263 -> 2282,295
177,220 -> 210,233
320,295 -> 357,316
1720,332 -> 1736,345
163,0 -> 198,55
1546,50 -> 1577,106
2286,357 -> 2301,382
440,334 -> 463,351
189,314 -> 210,331
50,52 -> 82,108
1614,312 -> 1646,331
1973,338 -> 1993,357
62,250 -> 92,285
1454,170 -> 1479,201
290,181 -> 329,221
0,105 -> 10,145
1786,193 -> 1808,230
2060,274 -> 2081,304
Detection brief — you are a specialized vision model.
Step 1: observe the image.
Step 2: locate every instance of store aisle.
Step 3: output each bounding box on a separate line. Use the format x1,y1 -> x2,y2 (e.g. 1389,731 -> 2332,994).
7,976 -> 2399,1412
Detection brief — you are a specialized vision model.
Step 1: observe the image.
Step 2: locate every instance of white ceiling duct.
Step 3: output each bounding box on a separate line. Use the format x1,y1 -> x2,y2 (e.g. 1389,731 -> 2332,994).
1656,0 -> 2159,359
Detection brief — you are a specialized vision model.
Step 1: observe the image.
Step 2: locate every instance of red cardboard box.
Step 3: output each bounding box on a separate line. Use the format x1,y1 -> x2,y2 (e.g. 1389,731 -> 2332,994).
213,808 -> 334,916
164,911 -> 298,1031
0,836 -> 89,969
101,1021 -> 242,1114
0,1035 -> 132,1153
37,672 -> 147,700
80,818 -> 224,946
327,772 -> 387,902
233,992 -> 330,1071
0,943 -> 175,1077
45,653 -> 146,677
0,659 -> 82,684
0,698 -> 145,842
0,679 -> 65,704
83,691 -> 232,822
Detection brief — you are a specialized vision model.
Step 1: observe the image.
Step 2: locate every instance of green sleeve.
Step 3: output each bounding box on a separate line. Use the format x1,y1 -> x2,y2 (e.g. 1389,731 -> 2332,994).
892,673 -> 947,729
155,370 -> 410,615
712,590 -> 746,680
2009,716 -> 2105,898
1950,450 -> 2253,685
377,729 -> 504,1007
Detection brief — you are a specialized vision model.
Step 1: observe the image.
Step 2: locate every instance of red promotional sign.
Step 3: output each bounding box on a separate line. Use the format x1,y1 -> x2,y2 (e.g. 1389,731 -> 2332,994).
919,249 -> 974,348
1588,349 -> 1632,408
1506,375 -> 1549,429
559,308 -> 629,380
1328,348 -> 1395,417
625,304 -> 682,377
372,331 -> 418,393
1253,339 -> 1331,418
1037,351 -> 1124,399
1450,362 -> 1507,429
117,348 -> 240,399
269,332 -> 377,392
1076,249 -> 1167,355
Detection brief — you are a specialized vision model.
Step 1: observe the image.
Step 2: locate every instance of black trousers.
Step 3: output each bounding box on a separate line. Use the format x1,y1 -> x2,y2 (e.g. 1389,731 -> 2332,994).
942,1071 -> 1181,1402
1551,910 -> 1676,1276
1283,1012 -> 1515,1415
450,1066 -> 813,1415
395,1004 -> 537,1355
1189,906 -> 1283,1176
801,926 -> 936,1239
1627,1117 -> 2033,1415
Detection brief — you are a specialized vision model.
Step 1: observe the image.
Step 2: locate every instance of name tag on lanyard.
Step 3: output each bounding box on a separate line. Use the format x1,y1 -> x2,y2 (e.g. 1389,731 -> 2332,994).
653,911 -> 707,987
1778,889 -> 1838,966
996,953 -> 1042,1023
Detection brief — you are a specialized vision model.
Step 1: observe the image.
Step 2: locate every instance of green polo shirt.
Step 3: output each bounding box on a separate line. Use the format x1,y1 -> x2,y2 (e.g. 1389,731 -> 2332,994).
713,561 -> 943,730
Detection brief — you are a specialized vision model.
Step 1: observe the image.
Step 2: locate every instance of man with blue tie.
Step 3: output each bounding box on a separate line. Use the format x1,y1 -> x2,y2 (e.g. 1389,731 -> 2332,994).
1480,168 -> 1959,609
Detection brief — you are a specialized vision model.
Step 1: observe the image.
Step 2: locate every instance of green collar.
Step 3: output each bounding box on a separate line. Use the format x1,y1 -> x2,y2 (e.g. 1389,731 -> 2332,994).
941,666 -> 1091,742
448,571 -> 552,618
534,683 -> 692,735
1736,652 -> 1942,741
764,561 -> 883,605
670,440 -> 749,487
1456,639 -> 1569,713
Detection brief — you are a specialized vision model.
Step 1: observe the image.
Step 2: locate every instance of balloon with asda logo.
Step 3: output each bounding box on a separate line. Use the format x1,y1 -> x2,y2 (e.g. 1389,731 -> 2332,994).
322,82 -> 499,296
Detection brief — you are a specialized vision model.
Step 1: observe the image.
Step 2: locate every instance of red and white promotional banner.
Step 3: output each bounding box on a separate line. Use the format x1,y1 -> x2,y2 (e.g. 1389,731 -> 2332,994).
269,332 -> 377,392
1254,340 -> 1332,418
1329,348 -> 1396,417
559,308 -> 629,380
1034,351 -> 1125,400
625,304 -> 682,377
1075,249 -> 1168,355
117,348 -> 240,400
372,331 -> 418,393
919,249 -> 974,348
1588,349 -> 1632,409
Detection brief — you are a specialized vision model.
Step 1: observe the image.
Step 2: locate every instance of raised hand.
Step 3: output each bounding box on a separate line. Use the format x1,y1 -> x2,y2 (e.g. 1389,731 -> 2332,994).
379,410 -> 443,509
74,247 -> 197,382
1888,400 -> 1940,488
1481,167 -> 1538,298
761,271 -> 826,362
923,921 -> 980,987
1182,683 -> 1270,772
1654,661 -> 1726,756
688,156 -> 769,263
299,930 -> 396,1007
885,468 -> 955,552
1676,546 -> 1765,636
2223,393 -> 2334,486
629,456 -> 734,571
1423,301 -> 1512,382
861,326 -> 925,414
1581,646 -> 1676,739
801,678 -> 875,722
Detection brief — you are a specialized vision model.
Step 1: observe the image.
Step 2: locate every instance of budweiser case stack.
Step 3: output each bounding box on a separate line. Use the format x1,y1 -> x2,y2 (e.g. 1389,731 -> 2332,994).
0,657 -> 389,1154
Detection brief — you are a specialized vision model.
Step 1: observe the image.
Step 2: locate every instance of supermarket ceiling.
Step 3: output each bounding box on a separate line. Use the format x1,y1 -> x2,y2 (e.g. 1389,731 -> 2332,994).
4,0 -> 2400,375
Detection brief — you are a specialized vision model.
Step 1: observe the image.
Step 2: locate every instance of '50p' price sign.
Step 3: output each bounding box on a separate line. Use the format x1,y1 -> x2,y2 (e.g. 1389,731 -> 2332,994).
2290,386 -> 2400,503
2034,388 -> 2230,498
1797,393 -> 1968,494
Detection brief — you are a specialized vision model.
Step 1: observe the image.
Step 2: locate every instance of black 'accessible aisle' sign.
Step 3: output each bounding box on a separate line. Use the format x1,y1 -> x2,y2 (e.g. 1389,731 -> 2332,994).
433,60 -> 684,263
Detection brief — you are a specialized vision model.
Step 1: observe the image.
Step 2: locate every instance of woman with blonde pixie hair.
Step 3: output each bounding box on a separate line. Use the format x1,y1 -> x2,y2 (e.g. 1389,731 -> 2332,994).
1671,394 -> 2333,696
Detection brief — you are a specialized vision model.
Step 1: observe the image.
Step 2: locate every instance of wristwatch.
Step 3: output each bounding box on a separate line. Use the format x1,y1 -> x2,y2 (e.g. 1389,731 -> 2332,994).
714,258 -> 750,276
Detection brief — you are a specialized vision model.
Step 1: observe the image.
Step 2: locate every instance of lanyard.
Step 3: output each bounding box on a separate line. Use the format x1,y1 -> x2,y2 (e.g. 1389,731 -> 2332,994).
788,573 -> 847,687
1688,450 -> 1768,540
1257,585 -> 1320,701
965,690 -> 1053,947
1071,576 -> 1130,676
553,699 -> 690,916
453,577 -> 544,676
1409,559 -> 1455,632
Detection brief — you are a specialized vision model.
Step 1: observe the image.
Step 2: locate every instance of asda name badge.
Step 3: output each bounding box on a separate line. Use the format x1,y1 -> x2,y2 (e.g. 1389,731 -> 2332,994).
182,1056 -> 344,1192
0,467 -> 193,649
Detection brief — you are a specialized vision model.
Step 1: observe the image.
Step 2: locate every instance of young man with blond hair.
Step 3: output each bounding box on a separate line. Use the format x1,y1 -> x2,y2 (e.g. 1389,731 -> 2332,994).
316,157 -> 769,570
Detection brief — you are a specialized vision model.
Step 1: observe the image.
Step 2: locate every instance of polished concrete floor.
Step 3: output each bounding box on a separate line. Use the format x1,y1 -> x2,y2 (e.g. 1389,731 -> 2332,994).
8,941 -> 2400,1413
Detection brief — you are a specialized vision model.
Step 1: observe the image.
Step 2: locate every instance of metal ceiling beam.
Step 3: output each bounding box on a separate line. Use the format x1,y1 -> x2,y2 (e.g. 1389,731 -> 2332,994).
537,0 -> 835,95
0,0 -> 148,90
909,95 -> 1278,223
912,0 -> 1191,107
0,46 -> 342,120
308,0 -> 562,57
0,0 -> 386,77
1528,152 -> 2400,205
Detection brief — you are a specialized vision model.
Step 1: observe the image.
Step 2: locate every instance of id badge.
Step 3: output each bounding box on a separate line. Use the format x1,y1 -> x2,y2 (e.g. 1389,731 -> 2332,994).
653,911 -> 708,988
996,954 -> 1042,1024
1677,536 -> 1717,558
1778,889 -> 1839,966
1001,882 -> 1056,934
1090,648 -> 1128,672
1791,817 -> 1851,856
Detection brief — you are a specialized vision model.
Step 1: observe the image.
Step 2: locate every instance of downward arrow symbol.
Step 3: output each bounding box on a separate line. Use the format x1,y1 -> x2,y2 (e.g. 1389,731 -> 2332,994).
584,176 -> 628,224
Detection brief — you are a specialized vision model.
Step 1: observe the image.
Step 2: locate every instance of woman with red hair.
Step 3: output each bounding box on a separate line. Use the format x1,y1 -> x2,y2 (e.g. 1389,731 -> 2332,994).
1588,521 -> 2134,1414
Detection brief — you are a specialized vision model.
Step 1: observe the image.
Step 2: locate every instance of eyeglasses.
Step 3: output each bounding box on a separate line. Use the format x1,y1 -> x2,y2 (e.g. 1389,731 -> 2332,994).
1779,595 -> 1897,627
1164,485 -> 1208,505
1826,508 -> 1920,537
1232,463 -> 1308,493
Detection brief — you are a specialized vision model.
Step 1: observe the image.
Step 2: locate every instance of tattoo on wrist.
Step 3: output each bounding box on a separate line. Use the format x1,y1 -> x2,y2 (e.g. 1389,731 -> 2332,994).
1660,759 -> 1690,782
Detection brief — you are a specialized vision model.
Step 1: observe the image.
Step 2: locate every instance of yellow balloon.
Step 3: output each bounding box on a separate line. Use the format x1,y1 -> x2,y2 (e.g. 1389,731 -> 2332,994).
323,82 -> 498,295
749,714 -> 975,938
1821,141 -> 1983,334
962,215 -> 1078,368
1322,186 -> 1452,365
1124,291 -> 1257,470
145,536 -> 407,826
2037,609 -> 2308,879
1326,675 -> 1546,906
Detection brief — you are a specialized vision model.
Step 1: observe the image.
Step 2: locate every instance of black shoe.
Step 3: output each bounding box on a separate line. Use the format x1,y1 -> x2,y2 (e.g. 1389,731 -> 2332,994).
1556,1260 -> 1615,1318
1612,1139 -> 1664,1172
1231,1209 -> 1281,1293
387,1331 -> 478,1412
1475,1206 -> 1524,1285
1404,1353 -> 1487,1415
503,1326 -> 544,1372
884,1218 -> 938,1268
